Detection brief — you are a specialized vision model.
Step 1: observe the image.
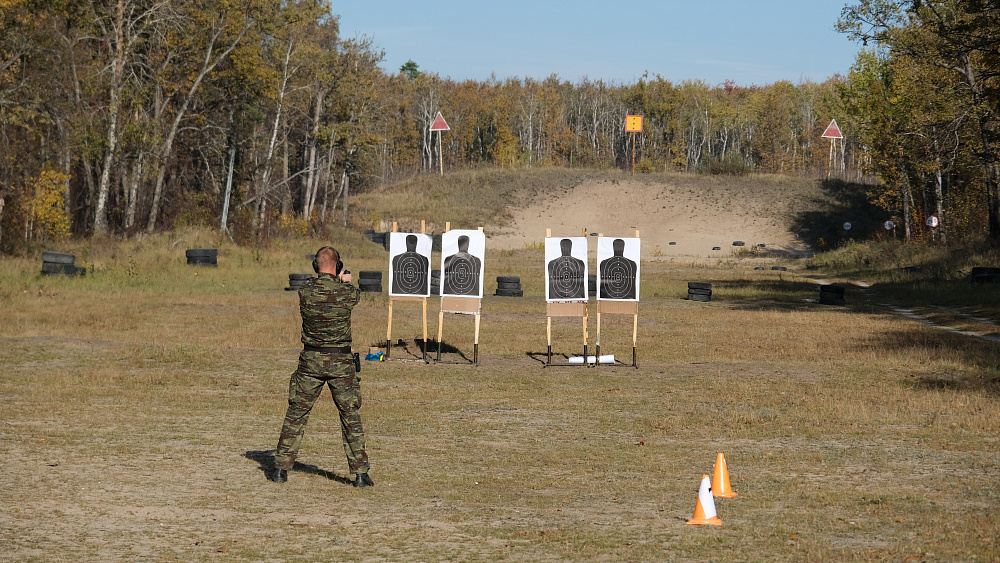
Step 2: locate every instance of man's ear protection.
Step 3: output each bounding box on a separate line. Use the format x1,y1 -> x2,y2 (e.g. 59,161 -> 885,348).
313,247 -> 343,274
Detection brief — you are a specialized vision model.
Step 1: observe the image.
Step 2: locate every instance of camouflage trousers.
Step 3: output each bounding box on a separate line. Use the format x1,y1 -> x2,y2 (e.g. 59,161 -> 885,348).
274,351 -> 369,475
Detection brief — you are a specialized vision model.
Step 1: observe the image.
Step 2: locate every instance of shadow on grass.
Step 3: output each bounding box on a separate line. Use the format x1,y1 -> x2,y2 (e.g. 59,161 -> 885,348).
415,338 -> 475,364
790,178 -> 888,249
686,278 -> 1000,393
243,450 -> 354,485
850,327 -> 1000,396
707,278 -> 832,312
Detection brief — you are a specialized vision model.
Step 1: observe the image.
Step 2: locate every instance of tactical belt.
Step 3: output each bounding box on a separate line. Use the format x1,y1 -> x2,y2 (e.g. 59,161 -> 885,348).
303,344 -> 352,354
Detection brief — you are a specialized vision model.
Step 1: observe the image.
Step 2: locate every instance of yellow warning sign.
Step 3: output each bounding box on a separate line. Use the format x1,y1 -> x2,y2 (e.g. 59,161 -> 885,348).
626,115 -> 643,133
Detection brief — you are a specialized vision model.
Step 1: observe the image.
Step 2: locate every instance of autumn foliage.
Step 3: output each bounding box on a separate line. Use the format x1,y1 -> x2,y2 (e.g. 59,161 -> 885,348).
0,0 -> 998,251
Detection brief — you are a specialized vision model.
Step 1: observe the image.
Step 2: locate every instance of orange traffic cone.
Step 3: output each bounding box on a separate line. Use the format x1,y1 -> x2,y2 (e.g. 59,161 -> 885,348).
712,453 -> 738,498
686,475 -> 722,525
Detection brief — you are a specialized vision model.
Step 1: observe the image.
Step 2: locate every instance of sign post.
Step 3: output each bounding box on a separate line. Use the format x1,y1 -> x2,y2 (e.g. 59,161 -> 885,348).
626,115 -> 643,175
821,119 -> 843,178
429,112 -> 450,176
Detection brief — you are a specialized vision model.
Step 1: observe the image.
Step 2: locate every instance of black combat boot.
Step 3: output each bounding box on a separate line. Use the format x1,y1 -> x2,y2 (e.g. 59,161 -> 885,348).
268,467 -> 288,483
353,473 -> 374,488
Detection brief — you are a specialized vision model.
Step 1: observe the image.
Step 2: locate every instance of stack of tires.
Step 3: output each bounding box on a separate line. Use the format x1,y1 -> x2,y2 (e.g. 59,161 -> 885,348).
588,274 -> 597,298
358,270 -> 383,292
431,269 -> 441,295
495,276 -> 523,297
41,251 -> 86,277
819,284 -> 845,305
186,248 -> 218,266
687,282 -> 712,302
971,267 -> 1000,284
732,241 -> 745,247
364,231 -> 388,250
285,273 -> 313,291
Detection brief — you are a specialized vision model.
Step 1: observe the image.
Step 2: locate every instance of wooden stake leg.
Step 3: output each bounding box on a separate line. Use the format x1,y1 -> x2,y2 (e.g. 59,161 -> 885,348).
473,314 -> 481,366
386,300 -> 394,359
632,313 -> 639,368
546,317 -> 552,365
595,310 -> 601,367
436,310 -> 444,362
422,298 -> 428,363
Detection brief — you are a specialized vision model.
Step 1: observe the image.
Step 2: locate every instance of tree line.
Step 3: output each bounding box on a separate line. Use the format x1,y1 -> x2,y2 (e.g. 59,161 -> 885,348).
837,0 -> 1000,242
1,0 -> 996,252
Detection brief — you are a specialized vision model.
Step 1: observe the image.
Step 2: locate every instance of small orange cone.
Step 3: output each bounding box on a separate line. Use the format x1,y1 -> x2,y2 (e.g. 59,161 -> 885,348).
686,475 -> 722,525
712,453 -> 738,498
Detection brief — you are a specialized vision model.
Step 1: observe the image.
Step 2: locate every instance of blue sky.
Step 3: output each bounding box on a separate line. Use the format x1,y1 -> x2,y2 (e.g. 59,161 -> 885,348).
333,1 -> 862,86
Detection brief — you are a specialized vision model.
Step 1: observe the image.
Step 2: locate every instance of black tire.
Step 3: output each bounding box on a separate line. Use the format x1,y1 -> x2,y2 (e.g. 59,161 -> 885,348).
688,293 -> 711,302
971,267 -> 1000,277
974,273 -> 1000,284
41,262 -> 77,274
359,283 -> 382,293
754,266 -> 765,270
42,251 -> 75,264
185,248 -> 218,258
819,284 -> 845,295
74,266 -> 88,276
496,275 -> 520,283
588,274 -> 597,291
771,266 -> 787,271
712,247 -> 721,251
289,273 -> 314,280
688,282 -> 712,290
495,289 -> 523,297
688,288 -> 712,296
732,241 -> 745,247
431,286 -> 440,295
359,270 -> 382,280
284,287 -> 299,291
497,281 -> 521,290
668,241 -> 676,245
819,297 -> 846,306
432,269 -> 441,278
187,257 -> 217,266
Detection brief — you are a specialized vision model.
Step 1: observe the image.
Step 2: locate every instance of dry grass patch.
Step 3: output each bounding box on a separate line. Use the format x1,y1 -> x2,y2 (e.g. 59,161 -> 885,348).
1,230 -> 999,561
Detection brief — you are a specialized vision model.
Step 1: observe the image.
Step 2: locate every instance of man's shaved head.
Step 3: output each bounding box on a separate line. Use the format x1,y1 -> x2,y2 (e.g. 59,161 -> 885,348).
316,246 -> 340,272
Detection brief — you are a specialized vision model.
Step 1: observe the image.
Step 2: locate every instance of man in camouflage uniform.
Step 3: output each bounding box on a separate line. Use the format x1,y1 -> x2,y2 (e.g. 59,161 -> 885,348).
269,246 -> 373,488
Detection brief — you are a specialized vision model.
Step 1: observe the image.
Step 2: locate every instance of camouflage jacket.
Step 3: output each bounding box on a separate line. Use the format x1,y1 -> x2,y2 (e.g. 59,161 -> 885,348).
299,273 -> 361,348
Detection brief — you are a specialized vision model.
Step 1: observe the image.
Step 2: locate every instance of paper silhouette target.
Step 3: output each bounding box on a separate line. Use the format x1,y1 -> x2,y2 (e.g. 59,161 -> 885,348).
440,229 -> 485,298
597,237 -> 640,301
545,237 -> 588,302
389,232 -> 432,297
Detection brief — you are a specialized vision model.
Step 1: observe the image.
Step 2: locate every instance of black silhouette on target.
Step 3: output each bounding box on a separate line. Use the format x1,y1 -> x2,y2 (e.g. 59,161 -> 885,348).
547,238 -> 586,300
599,238 -> 637,300
443,235 -> 481,296
391,234 -> 430,295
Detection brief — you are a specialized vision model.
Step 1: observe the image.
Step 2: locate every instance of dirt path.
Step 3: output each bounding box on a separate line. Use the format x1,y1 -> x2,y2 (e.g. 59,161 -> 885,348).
490,178 -> 813,259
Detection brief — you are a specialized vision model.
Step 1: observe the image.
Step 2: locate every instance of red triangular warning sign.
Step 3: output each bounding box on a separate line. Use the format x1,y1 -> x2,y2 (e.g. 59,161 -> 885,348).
429,112 -> 450,132
821,119 -> 842,139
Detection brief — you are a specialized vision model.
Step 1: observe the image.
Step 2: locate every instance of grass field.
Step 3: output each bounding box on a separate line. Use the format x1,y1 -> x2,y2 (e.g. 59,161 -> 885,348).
2,220 -> 999,562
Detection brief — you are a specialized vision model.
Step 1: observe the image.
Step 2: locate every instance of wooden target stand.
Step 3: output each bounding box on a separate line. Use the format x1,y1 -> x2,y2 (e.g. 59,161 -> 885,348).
435,223 -> 483,366
545,228 -> 591,367
595,230 -> 640,368
385,220 -> 429,363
